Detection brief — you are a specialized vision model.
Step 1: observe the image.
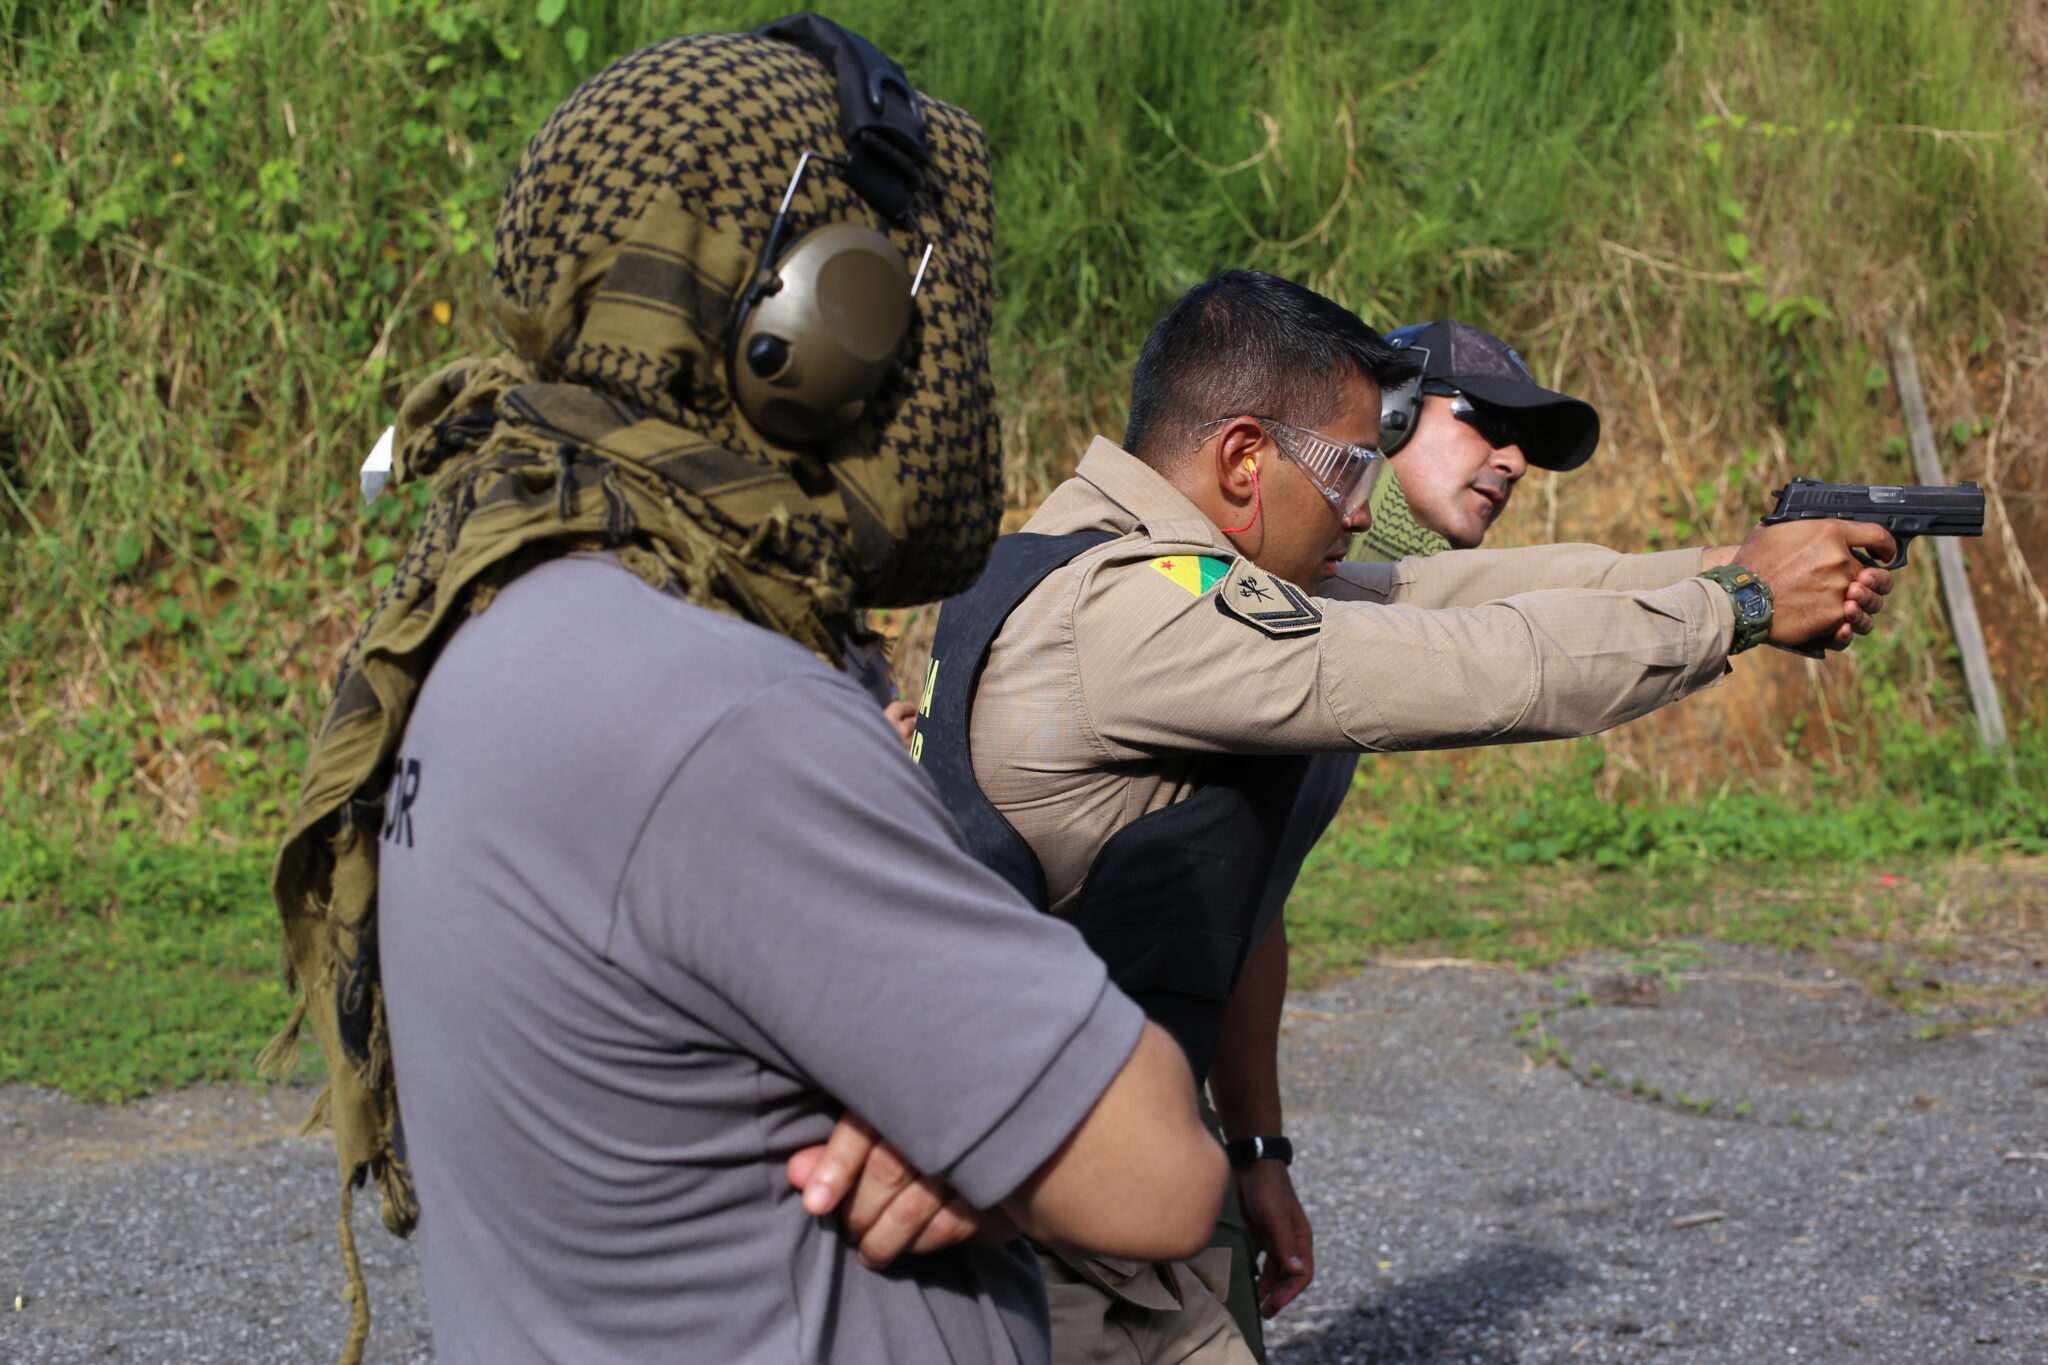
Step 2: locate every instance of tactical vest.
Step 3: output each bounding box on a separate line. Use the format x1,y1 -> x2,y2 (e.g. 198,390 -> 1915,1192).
913,531 -> 1308,1080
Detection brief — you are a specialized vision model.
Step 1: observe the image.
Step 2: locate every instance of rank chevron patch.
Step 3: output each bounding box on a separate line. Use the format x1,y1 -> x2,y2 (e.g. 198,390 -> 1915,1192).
1215,559 -> 1323,638
1149,553 -> 1232,595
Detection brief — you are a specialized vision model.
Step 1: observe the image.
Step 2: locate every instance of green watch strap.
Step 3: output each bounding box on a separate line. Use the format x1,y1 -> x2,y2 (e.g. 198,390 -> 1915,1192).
1698,563 -> 1773,654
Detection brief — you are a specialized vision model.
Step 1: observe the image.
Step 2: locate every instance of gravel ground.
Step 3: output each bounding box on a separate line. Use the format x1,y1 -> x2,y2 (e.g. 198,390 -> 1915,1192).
1265,943 -> 2048,1364
3,942 -> 2043,1364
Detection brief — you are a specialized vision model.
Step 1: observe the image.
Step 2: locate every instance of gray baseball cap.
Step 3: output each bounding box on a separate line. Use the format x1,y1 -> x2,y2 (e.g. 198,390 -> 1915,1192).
1387,320 -> 1599,471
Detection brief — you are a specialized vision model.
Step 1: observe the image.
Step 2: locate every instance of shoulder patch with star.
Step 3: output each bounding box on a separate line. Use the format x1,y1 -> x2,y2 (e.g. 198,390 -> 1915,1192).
1215,559 -> 1323,638
1148,553 -> 1232,596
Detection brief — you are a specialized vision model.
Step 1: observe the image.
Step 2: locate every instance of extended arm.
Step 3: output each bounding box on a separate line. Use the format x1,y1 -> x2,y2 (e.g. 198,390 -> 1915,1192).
1078,519 -> 1897,759
1324,542 -> 1710,608
1077,543 -> 1732,757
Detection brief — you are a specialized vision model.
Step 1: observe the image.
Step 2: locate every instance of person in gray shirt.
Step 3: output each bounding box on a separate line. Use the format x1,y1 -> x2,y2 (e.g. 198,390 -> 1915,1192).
270,24 -> 1222,1365
380,554 -> 1212,1364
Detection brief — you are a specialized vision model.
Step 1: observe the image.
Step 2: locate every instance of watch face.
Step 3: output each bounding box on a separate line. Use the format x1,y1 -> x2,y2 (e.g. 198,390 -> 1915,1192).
1732,583 -> 1770,621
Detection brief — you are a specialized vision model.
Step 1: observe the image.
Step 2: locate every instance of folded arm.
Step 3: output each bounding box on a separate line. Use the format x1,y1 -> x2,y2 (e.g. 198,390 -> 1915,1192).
633,674 -> 1222,1267
793,1021 -> 1225,1266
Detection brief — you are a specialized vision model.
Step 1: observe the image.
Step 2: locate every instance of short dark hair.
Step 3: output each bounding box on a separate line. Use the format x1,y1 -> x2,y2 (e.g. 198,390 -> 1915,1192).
1123,271 -> 1420,466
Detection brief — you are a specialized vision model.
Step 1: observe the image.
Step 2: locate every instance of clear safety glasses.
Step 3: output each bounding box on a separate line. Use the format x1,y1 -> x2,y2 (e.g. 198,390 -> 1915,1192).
1205,416 -> 1386,519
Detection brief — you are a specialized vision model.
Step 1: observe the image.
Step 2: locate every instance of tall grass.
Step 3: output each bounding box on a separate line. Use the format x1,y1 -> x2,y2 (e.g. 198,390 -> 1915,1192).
2,0 -> 2043,864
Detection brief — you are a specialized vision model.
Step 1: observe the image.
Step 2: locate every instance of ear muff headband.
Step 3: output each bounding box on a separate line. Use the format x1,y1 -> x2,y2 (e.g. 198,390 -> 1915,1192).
731,17 -> 931,447
757,13 -> 928,221
1378,321 -> 1433,457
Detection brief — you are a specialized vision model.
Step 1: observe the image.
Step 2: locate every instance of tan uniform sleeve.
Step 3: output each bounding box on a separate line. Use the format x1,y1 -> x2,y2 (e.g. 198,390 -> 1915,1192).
1324,543 -> 1709,607
1072,542 -> 1733,758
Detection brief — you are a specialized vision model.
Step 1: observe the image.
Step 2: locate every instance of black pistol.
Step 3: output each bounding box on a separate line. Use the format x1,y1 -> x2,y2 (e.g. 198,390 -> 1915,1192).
1759,476 -> 1984,571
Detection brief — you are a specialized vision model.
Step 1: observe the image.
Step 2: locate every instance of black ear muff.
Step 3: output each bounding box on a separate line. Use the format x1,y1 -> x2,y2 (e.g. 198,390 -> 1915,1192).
1378,373 -> 1422,456
731,222 -> 913,446
1379,322 -> 1434,457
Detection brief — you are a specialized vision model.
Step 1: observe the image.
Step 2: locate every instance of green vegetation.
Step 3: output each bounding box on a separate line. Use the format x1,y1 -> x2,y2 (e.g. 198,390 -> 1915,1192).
1285,847 -> 2012,982
3,0 -> 2043,1099
1332,726 -> 2048,874
0,832 -> 285,1101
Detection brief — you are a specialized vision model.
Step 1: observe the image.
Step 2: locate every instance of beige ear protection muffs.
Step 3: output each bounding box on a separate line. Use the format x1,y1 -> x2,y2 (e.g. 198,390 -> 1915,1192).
730,15 -> 933,447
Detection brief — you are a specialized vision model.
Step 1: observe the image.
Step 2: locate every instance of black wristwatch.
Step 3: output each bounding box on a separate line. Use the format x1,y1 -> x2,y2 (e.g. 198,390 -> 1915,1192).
1223,1135 -> 1293,1168
1698,564 -> 1773,654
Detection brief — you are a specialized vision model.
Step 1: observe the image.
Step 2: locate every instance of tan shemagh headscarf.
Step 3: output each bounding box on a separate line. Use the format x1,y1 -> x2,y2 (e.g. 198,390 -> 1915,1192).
263,32 -> 1000,1361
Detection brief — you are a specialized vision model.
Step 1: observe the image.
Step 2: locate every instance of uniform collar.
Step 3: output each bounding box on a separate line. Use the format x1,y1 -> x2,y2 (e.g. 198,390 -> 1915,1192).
1049,436 -> 1232,550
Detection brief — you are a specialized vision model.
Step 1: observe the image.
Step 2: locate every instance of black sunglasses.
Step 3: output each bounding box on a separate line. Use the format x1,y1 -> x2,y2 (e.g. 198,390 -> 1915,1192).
1447,393 -> 1522,451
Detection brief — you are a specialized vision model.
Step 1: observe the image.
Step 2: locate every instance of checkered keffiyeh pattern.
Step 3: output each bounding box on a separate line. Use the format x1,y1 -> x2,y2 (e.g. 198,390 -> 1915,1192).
266,36 -> 1001,1361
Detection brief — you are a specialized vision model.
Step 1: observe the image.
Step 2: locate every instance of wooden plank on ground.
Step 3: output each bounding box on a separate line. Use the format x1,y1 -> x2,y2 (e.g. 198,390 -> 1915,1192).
1889,328 -> 2008,750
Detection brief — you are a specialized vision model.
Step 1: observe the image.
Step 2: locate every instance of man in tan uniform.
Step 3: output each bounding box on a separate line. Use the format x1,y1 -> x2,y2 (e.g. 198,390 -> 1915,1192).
1196,315 -> 1607,1357
801,271 -> 1895,1361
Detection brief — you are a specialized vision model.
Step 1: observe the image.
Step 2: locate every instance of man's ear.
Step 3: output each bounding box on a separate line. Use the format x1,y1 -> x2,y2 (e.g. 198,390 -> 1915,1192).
1210,418 -> 1264,502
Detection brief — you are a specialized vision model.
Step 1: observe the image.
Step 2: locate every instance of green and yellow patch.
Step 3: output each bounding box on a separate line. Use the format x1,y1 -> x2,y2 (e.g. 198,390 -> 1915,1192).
1149,554 -> 1231,595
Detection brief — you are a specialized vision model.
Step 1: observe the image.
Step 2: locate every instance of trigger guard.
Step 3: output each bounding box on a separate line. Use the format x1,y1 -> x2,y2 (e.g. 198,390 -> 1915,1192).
1851,543 -> 1909,572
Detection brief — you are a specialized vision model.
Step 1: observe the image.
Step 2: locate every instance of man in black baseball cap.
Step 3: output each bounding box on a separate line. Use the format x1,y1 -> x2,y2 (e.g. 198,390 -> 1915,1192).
1363,319 -> 1599,552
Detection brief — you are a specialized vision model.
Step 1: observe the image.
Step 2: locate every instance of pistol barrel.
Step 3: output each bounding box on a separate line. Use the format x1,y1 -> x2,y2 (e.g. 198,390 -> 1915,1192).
1761,476 -> 1984,539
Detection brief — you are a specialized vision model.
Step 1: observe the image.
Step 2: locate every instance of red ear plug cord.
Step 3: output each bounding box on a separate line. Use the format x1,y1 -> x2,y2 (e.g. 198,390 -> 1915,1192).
1219,464 -> 1261,536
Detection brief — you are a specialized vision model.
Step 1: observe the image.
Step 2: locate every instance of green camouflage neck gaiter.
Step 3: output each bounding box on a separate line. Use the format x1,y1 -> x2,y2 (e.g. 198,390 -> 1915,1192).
1353,462 -> 1452,564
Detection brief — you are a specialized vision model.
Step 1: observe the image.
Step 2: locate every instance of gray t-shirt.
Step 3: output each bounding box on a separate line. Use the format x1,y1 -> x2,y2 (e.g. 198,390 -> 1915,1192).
378,556 -> 1144,1365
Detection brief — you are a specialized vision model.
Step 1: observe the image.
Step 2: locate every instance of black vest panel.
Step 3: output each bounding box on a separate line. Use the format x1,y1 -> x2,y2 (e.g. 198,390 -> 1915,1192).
914,532 -> 1308,1080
